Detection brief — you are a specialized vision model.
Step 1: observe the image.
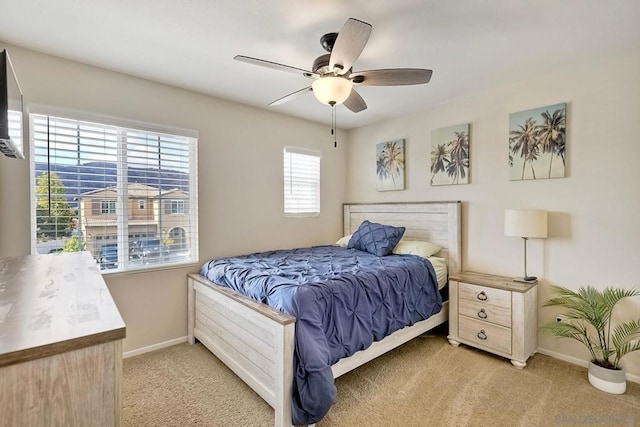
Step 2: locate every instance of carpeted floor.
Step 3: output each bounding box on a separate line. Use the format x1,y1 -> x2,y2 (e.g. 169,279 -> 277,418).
123,329 -> 640,426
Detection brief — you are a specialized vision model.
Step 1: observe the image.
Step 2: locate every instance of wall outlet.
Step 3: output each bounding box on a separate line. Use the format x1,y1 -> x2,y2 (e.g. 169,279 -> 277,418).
556,315 -> 569,323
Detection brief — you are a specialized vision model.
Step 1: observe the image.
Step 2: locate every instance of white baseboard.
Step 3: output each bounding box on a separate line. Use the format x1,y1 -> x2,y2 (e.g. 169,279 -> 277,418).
537,347 -> 640,384
123,336 -> 188,359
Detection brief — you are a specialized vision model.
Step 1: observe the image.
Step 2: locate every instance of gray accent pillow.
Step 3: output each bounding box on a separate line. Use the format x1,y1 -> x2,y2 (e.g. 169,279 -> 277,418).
347,220 -> 406,257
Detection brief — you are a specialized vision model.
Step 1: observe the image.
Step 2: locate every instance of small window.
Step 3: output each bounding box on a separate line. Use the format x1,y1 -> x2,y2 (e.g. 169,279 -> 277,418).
173,200 -> 186,214
283,147 -> 321,217
138,200 -> 145,209
101,200 -> 116,214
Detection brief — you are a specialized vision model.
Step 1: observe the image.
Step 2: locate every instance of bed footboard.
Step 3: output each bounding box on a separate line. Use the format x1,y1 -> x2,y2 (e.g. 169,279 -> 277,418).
188,273 -> 296,427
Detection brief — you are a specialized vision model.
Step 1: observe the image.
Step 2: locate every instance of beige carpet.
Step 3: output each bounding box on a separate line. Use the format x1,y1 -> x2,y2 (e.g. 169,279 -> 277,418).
123,330 -> 640,426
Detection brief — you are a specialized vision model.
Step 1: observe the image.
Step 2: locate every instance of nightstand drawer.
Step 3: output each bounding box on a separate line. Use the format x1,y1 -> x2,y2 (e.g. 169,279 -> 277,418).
459,316 -> 511,354
459,299 -> 511,327
459,282 -> 511,308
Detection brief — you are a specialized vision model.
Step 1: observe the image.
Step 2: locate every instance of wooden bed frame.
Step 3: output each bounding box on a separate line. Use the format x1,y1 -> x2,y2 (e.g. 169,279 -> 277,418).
187,201 -> 461,426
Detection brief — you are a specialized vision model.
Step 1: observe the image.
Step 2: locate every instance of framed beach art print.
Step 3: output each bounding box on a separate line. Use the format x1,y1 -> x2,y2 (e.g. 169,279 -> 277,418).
376,139 -> 405,191
430,123 -> 470,186
509,103 -> 566,180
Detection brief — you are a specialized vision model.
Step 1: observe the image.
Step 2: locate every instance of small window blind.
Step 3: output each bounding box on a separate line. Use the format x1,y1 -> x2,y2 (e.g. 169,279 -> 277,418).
283,147 -> 321,216
30,113 -> 198,273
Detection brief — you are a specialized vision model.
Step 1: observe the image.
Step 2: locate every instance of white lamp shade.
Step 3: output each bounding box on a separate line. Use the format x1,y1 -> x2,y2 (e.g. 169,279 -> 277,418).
312,76 -> 353,105
504,209 -> 548,238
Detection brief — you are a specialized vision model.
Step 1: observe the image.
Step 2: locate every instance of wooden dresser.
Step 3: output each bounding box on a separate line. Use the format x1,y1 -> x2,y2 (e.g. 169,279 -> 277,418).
447,271 -> 537,368
0,252 -> 126,426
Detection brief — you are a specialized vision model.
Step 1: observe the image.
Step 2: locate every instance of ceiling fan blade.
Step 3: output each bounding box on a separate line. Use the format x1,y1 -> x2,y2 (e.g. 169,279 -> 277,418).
329,18 -> 372,75
352,69 -> 433,86
343,89 -> 367,113
269,86 -> 313,106
235,55 -> 316,77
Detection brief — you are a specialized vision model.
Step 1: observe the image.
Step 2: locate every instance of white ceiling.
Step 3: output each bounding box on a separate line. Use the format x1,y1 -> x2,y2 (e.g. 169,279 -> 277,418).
1,0 -> 639,129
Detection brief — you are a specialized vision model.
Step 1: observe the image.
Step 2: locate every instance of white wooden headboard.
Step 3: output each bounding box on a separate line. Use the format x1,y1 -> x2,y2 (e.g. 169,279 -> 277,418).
343,201 -> 462,275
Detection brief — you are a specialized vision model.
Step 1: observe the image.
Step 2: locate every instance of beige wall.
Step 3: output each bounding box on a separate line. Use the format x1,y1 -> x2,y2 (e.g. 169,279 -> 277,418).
346,48 -> 640,377
0,43 -> 348,353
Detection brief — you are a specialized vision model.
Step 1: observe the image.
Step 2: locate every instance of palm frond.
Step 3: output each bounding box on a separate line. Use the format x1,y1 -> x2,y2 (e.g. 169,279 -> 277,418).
543,285 -> 581,300
611,320 -> 640,351
577,286 -> 602,302
601,287 -> 640,311
541,321 -> 598,360
614,341 -> 640,367
540,321 -> 584,340
545,297 -> 604,330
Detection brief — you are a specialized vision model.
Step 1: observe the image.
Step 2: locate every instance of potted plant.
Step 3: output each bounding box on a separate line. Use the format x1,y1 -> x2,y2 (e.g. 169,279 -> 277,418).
540,285 -> 640,394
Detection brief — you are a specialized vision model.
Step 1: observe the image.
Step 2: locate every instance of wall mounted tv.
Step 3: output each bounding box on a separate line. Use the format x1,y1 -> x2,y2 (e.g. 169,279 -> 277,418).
0,49 -> 24,159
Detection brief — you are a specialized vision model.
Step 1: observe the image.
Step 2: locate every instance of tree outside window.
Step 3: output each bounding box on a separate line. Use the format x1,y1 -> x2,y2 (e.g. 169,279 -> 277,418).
35,172 -> 74,241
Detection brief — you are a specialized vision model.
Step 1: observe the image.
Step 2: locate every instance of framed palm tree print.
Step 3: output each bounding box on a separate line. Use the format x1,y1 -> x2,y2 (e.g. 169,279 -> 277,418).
430,124 -> 470,186
509,103 -> 566,180
376,139 -> 405,191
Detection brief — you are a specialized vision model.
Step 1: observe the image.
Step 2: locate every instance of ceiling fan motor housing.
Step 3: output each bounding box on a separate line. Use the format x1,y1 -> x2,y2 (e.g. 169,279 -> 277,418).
312,54 -> 332,74
320,32 -> 338,52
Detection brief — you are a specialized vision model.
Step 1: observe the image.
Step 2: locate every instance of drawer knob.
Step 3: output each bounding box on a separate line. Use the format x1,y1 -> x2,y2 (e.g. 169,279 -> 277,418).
477,330 -> 488,340
477,291 -> 488,301
477,309 -> 488,319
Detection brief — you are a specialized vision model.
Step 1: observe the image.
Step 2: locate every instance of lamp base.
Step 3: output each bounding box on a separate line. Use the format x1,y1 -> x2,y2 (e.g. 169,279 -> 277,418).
513,276 -> 538,284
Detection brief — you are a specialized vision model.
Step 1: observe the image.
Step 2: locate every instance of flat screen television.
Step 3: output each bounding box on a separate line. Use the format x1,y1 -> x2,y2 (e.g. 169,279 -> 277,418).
0,49 -> 24,159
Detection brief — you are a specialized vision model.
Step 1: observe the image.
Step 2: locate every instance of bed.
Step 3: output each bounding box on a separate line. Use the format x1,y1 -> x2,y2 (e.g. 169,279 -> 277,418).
187,201 -> 461,426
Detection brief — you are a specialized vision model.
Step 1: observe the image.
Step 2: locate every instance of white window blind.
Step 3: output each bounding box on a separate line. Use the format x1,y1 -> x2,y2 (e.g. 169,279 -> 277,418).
283,147 -> 320,216
30,113 -> 198,273
0,110 -> 23,158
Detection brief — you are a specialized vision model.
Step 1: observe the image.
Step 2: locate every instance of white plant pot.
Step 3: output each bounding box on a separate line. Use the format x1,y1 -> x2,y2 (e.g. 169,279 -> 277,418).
588,361 -> 626,394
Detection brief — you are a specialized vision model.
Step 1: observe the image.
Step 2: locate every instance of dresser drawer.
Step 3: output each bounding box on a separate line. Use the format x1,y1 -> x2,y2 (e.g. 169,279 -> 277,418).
459,282 -> 511,309
458,298 -> 511,328
458,316 -> 511,354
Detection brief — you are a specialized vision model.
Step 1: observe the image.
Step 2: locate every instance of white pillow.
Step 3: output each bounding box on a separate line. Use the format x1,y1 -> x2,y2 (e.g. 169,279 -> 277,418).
335,234 -> 353,247
392,239 -> 442,258
428,256 -> 448,290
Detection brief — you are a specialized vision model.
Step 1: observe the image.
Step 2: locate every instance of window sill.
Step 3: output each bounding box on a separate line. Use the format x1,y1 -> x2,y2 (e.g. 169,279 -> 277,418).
100,259 -> 200,278
284,213 -> 320,218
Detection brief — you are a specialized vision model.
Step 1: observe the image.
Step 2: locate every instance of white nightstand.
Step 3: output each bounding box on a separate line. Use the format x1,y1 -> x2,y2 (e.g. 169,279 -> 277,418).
447,271 -> 538,368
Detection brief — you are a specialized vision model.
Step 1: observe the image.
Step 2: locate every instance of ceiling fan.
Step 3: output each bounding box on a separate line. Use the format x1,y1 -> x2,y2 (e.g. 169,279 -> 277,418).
235,18 -> 433,113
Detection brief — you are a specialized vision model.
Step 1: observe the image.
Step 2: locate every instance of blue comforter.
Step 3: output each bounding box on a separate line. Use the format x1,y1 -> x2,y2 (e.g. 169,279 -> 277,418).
199,245 -> 441,425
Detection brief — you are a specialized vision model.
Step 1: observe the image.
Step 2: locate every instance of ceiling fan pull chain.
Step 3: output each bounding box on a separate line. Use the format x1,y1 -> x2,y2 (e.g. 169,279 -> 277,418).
332,105 -> 337,148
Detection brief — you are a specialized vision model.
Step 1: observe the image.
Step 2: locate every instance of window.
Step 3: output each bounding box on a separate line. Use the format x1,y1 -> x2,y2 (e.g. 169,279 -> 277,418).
283,147 -> 321,217
170,200 -> 186,214
101,200 -> 116,214
30,113 -> 198,273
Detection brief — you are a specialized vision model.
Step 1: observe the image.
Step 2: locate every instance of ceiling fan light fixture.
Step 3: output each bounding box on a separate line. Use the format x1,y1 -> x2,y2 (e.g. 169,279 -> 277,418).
312,76 -> 353,106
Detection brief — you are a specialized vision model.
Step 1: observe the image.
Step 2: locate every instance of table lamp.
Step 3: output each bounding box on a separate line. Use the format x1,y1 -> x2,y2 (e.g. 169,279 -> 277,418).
504,209 -> 548,283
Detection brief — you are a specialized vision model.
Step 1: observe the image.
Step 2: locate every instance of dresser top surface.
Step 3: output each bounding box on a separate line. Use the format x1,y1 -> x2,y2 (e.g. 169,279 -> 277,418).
0,252 -> 126,367
450,271 -> 537,293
